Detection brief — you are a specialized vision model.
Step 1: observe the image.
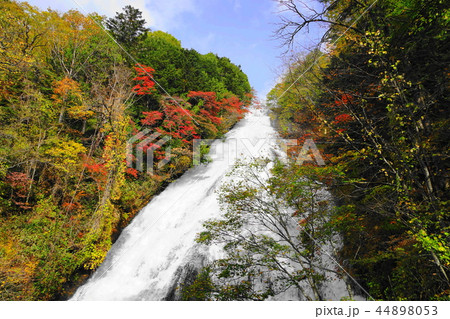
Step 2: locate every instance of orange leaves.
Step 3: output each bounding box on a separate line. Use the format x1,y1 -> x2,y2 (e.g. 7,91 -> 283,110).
126,167 -> 139,178
188,91 -> 217,106
52,77 -> 81,102
188,91 -> 248,124
298,218 -> 309,226
62,201 -> 81,212
51,77 -> 93,121
62,10 -> 101,38
0,238 -> 38,300
63,10 -> 95,32
83,162 -> 107,176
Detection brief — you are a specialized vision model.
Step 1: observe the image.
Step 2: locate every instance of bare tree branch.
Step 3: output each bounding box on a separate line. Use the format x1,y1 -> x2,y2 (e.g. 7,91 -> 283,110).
274,0 -> 363,49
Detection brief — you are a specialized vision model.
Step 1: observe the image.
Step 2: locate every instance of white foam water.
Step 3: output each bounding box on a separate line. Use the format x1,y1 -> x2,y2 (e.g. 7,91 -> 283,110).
71,107 -> 362,301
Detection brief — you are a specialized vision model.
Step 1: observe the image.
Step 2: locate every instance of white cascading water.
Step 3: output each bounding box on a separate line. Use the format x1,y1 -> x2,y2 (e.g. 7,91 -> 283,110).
71,106 -> 359,301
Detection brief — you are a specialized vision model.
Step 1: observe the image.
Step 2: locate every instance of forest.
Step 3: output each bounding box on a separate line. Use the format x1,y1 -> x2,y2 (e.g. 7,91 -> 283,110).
264,0 -> 449,300
0,1 -> 251,300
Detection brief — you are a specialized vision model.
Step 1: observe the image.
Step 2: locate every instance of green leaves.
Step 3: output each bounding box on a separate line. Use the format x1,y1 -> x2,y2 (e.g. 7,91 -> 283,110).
105,5 -> 149,48
271,0 -> 449,300
136,32 -> 251,99
192,159 -> 348,300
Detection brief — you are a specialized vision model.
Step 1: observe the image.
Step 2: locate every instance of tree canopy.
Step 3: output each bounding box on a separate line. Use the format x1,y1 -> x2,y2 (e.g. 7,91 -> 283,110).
265,0 -> 449,300
105,5 -> 149,48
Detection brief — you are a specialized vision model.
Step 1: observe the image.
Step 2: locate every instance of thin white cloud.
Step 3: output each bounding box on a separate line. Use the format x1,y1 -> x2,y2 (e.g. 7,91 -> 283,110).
27,0 -> 152,27
28,0 -> 200,32
145,0 -> 200,31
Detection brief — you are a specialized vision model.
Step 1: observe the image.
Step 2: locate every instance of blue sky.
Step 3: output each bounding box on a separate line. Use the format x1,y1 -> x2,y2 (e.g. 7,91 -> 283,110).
26,0 -> 325,99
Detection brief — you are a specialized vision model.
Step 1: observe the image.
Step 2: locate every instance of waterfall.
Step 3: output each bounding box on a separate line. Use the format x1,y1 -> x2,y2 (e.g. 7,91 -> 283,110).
71,107 -> 281,300
71,107 -> 360,301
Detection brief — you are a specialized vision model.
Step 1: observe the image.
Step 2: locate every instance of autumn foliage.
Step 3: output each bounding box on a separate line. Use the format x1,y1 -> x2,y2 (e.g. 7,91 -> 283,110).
0,3 -> 251,301
268,0 -> 449,301
132,64 -> 156,95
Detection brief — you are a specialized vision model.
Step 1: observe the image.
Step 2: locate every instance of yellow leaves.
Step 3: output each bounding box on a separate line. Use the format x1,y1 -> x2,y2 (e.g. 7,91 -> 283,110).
0,1 -> 44,96
67,105 -> 94,120
46,9 -> 111,75
48,9 -> 103,48
0,236 -> 39,300
83,247 -> 107,270
52,77 -> 95,121
43,139 -> 87,173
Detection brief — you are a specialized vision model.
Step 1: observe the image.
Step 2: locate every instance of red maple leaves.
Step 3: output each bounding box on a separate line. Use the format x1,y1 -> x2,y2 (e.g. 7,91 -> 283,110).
141,111 -> 163,126
132,64 -> 156,95
333,113 -> 353,124
188,91 -> 222,125
130,63 -> 249,175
